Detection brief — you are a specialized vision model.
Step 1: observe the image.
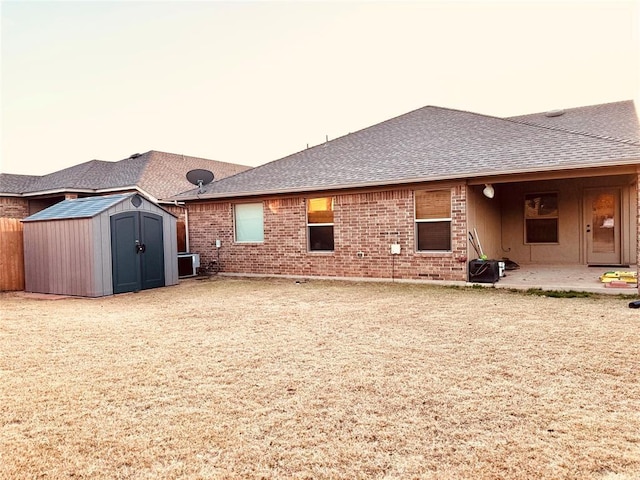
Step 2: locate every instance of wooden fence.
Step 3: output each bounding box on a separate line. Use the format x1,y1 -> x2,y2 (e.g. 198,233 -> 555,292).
0,218 -> 25,291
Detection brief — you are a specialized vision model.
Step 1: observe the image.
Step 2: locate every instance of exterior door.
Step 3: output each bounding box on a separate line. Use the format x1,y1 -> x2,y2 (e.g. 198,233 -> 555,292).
139,212 -> 165,290
111,212 -> 165,293
584,188 -> 621,265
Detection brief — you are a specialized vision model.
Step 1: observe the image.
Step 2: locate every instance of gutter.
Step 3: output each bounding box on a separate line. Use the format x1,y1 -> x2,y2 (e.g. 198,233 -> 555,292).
12,185 -> 160,203
175,158 -> 640,201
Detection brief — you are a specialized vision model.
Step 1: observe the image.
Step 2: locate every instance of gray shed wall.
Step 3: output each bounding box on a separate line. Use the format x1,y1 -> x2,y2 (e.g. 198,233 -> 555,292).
24,218 -> 97,296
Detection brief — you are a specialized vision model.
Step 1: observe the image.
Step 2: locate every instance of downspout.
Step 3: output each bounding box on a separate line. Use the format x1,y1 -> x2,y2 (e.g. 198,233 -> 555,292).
184,207 -> 190,252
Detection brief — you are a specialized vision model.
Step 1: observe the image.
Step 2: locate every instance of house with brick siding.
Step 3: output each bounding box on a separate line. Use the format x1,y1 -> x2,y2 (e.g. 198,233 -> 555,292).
175,101 -> 639,290
0,150 -> 251,251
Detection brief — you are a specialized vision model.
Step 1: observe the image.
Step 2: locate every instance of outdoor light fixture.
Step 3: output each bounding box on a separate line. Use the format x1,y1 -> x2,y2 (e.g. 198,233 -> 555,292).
483,184 -> 495,199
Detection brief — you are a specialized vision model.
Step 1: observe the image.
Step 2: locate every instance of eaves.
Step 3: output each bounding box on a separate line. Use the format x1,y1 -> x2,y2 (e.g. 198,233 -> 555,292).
4,185 -> 160,203
178,157 -> 640,201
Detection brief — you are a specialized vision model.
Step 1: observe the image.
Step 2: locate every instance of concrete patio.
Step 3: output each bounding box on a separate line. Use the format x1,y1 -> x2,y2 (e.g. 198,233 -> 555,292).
485,264 -> 639,295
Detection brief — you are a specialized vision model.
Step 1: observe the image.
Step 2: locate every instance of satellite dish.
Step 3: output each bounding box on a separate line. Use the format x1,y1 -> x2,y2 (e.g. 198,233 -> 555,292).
186,169 -> 214,194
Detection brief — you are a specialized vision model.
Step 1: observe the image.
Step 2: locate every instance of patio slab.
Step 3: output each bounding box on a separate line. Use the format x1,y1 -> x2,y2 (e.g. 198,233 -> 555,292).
483,264 -> 639,295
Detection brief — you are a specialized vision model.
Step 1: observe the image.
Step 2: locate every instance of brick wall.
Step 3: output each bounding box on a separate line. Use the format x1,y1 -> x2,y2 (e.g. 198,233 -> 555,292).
187,184 -> 468,282
0,197 -> 29,219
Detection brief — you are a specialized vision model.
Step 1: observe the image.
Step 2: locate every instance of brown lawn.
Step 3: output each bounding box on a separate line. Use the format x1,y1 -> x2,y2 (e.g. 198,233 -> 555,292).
1,277 -> 639,479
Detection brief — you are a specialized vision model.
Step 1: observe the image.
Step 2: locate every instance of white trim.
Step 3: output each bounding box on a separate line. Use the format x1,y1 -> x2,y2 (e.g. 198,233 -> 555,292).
233,202 -> 265,243
5,185 -> 160,203
307,197 -> 335,252
176,159 -> 640,201
414,189 -> 453,252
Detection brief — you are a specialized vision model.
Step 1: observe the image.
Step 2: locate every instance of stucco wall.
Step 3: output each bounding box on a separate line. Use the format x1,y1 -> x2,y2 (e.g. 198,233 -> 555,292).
187,184 -> 468,282
466,185 -> 502,260
496,174 -> 636,265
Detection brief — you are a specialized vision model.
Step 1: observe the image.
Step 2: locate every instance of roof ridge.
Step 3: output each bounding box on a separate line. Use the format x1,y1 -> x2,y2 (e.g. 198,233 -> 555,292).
505,117 -> 640,147
144,149 -> 252,168
509,99 -> 635,117
123,151 -> 152,184
0,172 -> 40,177
434,103 -> 640,146
186,105 -> 517,197
190,103 -> 640,198
215,105 -> 446,170
69,159 -> 119,188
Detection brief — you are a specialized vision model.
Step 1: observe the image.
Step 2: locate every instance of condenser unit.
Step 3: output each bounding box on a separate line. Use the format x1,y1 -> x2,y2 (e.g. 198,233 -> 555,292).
178,253 -> 200,278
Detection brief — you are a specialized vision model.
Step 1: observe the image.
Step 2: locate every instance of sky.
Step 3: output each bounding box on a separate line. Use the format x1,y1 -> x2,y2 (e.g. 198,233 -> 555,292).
1,0 -> 639,176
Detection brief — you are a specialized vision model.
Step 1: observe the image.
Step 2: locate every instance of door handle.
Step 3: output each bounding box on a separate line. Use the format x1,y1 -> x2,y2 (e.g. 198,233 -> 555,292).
135,241 -> 146,253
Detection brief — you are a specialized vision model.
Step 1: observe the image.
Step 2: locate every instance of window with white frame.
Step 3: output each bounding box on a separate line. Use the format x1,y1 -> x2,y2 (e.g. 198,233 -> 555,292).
524,193 -> 558,243
415,190 -> 452,251
307,197 -> 334,251
234,203 -> 264,242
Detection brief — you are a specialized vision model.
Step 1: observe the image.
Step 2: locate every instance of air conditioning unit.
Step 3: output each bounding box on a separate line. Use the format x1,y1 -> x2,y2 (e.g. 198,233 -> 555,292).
178,253 -> 200,278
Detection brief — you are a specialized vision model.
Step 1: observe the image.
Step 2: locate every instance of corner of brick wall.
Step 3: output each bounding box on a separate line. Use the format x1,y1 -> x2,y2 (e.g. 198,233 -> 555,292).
0,197 -> 29,219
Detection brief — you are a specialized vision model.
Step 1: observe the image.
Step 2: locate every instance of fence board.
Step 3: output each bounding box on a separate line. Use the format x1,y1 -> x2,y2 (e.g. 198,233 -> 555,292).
0,218 -> 25,291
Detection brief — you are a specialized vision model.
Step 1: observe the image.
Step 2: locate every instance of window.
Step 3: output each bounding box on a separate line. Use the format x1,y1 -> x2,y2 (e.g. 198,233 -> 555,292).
308,197 -> 334,251
234,203 -> 264,242
415,190 -> 451,251
524,193 -> 558,243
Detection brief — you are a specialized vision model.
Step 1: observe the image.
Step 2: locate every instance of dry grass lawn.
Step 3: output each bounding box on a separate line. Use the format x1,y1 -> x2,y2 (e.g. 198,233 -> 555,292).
1,277 -> 639,479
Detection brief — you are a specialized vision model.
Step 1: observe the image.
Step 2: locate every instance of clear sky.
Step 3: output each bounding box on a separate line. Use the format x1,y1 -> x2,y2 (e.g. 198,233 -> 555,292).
1,0 -> 638,176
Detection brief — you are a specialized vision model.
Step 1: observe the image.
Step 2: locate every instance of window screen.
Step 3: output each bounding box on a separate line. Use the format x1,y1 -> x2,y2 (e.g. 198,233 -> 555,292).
234,203 -> 264,242
308,197 -> 334,251
524,193 -> 558,243
415,190 -> 452,251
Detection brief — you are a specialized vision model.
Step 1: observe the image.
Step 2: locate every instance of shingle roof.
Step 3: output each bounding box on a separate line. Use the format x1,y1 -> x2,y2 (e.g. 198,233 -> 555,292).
508,100 -> 640,144
137,151 -> 251,199
22,194 -> 133,222
175,101 -> 640,200
0,173 -> 40,194
1,150 -> 251,200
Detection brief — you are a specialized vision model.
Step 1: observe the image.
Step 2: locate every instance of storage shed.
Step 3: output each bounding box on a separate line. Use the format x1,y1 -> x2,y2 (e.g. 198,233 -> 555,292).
22,193 -> 178,297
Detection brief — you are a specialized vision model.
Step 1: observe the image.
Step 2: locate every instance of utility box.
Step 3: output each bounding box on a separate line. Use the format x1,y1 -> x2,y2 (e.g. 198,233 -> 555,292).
468,260 -> 500,283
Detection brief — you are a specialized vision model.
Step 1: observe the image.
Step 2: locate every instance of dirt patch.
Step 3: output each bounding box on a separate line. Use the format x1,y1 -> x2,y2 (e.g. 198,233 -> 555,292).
1,278 -> 639,479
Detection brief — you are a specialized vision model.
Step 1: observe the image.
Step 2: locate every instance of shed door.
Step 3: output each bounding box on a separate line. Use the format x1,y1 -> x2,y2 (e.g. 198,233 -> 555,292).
111,212 -> 165,294
140,212 -> 165,290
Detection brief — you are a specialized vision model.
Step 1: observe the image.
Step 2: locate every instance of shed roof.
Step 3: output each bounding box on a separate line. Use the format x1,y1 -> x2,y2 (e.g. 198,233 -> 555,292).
22,193 -> 154,222
174,101 -> 640,200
